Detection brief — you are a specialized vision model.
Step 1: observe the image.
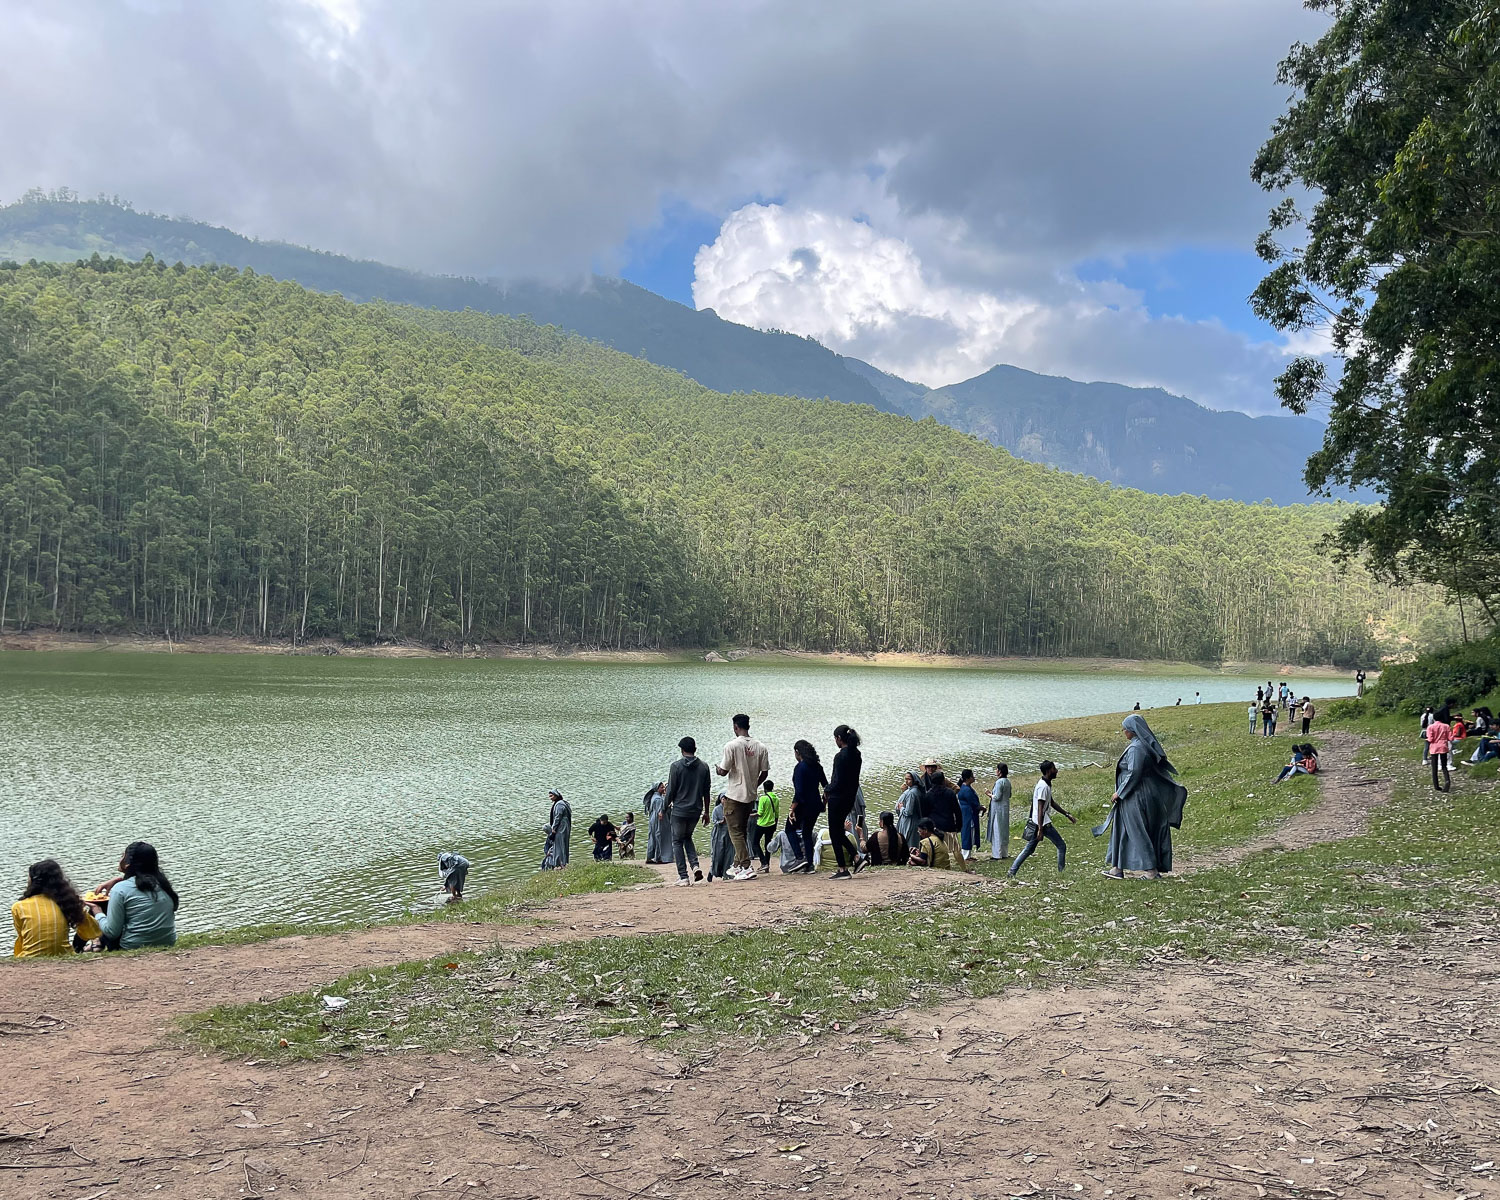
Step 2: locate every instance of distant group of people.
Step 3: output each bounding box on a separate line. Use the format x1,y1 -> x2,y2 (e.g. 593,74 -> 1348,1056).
1249,682 -> 1316,737
536,710 -> 1187,885
1420,704 -> 1495,791
12,842 -> 178,959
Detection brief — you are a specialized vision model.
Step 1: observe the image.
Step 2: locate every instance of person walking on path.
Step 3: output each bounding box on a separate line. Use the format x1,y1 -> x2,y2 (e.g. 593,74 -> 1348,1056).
1099,714 -> 1186,881
787,739 -> 827,872
665,736 -> 711,884
987,763 -> 1012,860
957,768 -> 983,862
1425,706 -> 1454,792
715,714 -> 770,880
825,724 -> 866,879
1008,762 -> 1074,877
749,779 -> 780,871
541,790 -> 572,870
642,782 -> 669,864
1300,699 -> 1316,737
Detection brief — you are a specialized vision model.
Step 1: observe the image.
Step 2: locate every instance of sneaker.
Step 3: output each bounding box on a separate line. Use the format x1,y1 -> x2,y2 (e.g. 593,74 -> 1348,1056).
831,869 -> 852,880
738,866 -> 757,880
800,860 -> 816,874
693,868 -> 704,882
851,854 -> 868,875
674,877 -> 691,887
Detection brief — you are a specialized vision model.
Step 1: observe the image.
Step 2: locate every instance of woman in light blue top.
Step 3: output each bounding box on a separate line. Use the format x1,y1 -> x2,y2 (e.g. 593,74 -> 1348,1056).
96,841 -> 178,951
987,763 -> 1012,859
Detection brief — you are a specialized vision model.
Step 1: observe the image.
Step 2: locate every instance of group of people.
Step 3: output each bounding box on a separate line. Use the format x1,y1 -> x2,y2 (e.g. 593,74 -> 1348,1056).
1249,682 -> 1316,737
11,841 -> 179,959
539,711 -> 1187,885
1420,704 -> 1495,790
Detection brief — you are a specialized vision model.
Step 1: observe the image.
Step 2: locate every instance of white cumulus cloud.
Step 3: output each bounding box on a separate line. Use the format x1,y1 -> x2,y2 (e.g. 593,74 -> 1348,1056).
693,202 -> 1310,412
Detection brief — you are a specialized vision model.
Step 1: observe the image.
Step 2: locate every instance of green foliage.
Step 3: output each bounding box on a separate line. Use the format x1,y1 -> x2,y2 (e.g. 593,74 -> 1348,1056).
1364,635 -> 1500,715
1253,1 -> 1500,620
0,257 -> 1446,659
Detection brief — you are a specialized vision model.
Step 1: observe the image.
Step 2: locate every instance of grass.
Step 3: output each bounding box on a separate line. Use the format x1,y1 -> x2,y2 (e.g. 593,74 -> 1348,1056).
170,862 -> 653,949
180,701 -> 1500,1062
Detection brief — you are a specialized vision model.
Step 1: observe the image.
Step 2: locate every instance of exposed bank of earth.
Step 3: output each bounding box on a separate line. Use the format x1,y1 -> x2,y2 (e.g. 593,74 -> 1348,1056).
0,719 -> 1492,1199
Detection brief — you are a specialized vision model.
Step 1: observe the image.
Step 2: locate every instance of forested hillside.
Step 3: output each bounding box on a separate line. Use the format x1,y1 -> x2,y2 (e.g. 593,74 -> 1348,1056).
0,194 -> 1335,504
0,257 -> 1448,662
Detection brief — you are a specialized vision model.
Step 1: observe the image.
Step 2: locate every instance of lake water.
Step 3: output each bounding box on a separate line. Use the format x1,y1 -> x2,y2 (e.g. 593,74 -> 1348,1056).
1,653 -> 1354,933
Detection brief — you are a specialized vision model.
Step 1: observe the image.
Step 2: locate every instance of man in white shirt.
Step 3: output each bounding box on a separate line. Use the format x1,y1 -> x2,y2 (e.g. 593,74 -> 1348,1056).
716,713 -> 769,880
1006,761 -> 1076,878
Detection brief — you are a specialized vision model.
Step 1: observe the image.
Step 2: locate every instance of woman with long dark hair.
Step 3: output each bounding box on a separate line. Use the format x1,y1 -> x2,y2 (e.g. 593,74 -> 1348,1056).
12,860 -> 100,958
863,811 -> 908,866
96,842 -> 179,950
825,724 -> 865,879
787,739 -> 827,873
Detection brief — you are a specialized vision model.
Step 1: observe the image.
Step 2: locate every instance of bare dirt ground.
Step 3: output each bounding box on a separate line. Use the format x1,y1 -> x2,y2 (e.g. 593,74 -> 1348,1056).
3,751 -> 1495,1200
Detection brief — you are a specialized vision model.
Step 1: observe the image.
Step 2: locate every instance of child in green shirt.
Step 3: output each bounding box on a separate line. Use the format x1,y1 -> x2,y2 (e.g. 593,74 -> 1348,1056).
749,780 -> 780,871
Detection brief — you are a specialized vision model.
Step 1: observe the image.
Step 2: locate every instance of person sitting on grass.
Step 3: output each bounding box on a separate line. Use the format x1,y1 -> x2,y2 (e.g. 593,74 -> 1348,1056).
12,859 -> 101,958
588,814 -> 618,861
1274,744 -> 1319,783
907,818 -> 950,869
1466,735 -> 1500,765
93,842 -> 178,951
618,812 -> 637,858
863,811 -> 908,866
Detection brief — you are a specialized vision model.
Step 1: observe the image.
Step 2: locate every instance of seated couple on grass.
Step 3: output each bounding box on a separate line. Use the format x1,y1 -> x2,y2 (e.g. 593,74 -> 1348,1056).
11,842 -> 178,959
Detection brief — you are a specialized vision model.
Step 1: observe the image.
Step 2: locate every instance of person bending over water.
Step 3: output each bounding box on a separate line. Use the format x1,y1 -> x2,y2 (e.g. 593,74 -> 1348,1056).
438,852 -> 470,901
13,860 -> 100,958
1100,715 -> 1186,880
93,842 -> 178,950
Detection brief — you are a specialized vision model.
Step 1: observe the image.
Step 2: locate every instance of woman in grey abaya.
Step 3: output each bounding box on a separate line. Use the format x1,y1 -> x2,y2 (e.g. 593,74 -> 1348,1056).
708,797 -> 734,880
895,772 -> 922,847
541,790 -> 572,870
642,782 -> 668,864
1101,714 -> 1185,880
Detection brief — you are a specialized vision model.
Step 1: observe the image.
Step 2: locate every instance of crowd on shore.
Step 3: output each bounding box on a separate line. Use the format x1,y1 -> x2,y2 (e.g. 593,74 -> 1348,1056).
533,712 -> 1186,890
13,708 -> 1193,961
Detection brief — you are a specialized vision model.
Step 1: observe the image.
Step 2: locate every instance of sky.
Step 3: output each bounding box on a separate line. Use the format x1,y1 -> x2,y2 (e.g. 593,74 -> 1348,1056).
0,0 -> 1330,414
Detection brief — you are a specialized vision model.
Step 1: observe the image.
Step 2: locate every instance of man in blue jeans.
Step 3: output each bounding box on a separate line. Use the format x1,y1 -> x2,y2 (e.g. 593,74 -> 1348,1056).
665,735 -> 711,885
1008,761 -> 1076,877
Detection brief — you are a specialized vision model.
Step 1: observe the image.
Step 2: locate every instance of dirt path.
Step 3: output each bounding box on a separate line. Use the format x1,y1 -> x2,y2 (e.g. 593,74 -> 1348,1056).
1184,730 -> 1390,872
6,744 -> 1493,1200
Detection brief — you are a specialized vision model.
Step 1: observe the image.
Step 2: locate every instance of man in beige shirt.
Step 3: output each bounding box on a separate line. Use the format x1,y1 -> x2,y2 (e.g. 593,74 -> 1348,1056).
716,713 -> 770,880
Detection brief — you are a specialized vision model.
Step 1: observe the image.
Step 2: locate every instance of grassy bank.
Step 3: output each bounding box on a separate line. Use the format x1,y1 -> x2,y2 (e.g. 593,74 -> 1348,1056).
180,702 -> 1496,1061
0,628 -> 1360,678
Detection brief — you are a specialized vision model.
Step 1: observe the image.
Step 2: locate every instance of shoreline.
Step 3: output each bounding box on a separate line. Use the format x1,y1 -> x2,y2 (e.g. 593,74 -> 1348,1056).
0,628 -> 1361,678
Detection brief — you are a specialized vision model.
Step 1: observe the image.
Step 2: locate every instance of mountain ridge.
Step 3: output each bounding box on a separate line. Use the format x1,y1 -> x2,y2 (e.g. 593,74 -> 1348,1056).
0,193 -> 1329,503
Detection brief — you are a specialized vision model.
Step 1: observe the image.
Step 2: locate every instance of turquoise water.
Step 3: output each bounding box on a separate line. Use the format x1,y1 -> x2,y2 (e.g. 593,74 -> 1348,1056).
1,653 -> 1353,932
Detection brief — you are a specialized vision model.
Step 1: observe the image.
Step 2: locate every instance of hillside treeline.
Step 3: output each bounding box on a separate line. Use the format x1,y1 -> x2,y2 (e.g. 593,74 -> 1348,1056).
0,257 -> 1447,662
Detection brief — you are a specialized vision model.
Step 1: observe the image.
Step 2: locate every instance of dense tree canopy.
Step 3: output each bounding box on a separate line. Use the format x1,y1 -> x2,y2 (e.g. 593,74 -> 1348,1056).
1253,0 -> 1500,625
0,257 -> 1450,663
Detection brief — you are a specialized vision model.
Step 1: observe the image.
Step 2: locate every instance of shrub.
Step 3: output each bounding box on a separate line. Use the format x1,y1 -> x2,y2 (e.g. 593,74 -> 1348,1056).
1368,637 -> 1500,716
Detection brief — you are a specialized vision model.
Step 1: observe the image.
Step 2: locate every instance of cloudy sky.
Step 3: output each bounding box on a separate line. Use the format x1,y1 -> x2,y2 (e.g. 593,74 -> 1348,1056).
1,0 -> 1327,412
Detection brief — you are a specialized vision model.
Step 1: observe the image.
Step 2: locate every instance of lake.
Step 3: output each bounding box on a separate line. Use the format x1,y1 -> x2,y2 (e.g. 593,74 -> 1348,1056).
2,653 -> 1355,933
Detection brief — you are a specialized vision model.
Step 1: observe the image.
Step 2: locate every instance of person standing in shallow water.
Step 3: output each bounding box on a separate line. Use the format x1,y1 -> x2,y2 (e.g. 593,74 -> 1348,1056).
1100,714 -> 1186,881
541,790 -> 572,870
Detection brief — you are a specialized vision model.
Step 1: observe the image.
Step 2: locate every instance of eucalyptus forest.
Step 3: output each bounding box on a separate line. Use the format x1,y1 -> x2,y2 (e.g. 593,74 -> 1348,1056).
0,256 -> 1448,663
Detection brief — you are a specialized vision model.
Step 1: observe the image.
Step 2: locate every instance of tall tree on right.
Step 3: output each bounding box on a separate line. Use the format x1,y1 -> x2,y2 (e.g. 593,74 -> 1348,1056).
1253,0 -> 1500,625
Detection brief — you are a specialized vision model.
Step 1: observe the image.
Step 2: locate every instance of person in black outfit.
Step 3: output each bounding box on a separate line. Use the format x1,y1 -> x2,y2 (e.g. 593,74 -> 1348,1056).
587,815 -> 618,861
825,724 -> 865,879
664,736 -> 712,885
924,770 -> 971,873
789,739 -> 827,872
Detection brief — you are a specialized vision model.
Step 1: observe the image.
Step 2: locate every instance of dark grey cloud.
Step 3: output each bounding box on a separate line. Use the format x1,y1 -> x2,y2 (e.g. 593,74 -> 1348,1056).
1,0 -> 1321,278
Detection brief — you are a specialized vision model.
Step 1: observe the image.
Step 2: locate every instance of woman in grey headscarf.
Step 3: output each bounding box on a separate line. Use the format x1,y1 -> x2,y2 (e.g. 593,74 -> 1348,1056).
541,790 -> 572,870
1100,714 -> 1185,880
438,851 -> 470,901
895,771 -> 922,847
708,795 -> 735,881
642,782 -> 669,864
